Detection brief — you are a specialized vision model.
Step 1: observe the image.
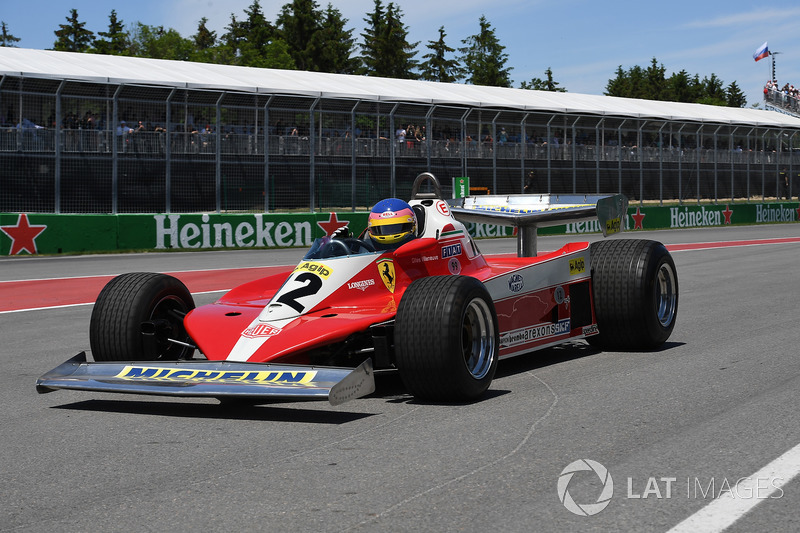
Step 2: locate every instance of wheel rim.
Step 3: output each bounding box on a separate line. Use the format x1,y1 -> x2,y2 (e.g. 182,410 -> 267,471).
150,295 -> 191,359
655,262 -> 677,328
461,298 -> 495,379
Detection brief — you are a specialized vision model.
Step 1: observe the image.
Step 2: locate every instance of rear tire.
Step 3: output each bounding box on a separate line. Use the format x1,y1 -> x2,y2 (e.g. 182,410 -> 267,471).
588,239 -> 678,349
89,272 -> 195,361
395,276 -> 498,401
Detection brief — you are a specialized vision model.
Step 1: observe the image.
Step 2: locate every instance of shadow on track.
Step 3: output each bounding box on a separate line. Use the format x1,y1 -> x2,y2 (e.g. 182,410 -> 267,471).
52,398 -> 375,424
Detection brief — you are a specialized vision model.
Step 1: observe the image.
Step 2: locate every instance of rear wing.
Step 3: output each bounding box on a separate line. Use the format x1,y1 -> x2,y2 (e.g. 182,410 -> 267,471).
449,193 -> 628,257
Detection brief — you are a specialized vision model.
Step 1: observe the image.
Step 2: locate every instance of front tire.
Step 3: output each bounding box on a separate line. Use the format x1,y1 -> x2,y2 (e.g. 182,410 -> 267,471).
395,276 -> 499,401
89,272 -> 195,361
588,239 -> 678,349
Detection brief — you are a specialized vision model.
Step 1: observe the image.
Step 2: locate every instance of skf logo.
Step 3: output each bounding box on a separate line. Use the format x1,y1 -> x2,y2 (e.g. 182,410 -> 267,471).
294,261 -> 332,279
441,243 -> 462,259
377,258 -> 396,293
242,324 -> 281,338
569,257 -> 586,276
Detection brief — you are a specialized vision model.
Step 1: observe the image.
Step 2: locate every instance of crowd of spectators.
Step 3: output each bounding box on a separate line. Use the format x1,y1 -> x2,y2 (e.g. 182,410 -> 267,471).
764,80 -> 800,115
0,107 -> 791,163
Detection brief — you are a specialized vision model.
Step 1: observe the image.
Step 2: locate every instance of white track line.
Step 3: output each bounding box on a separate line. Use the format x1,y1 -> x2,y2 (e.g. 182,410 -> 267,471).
667,442 -> 800,533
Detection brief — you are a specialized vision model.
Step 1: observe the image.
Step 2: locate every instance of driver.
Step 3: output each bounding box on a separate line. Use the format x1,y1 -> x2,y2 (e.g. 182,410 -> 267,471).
366,198 -> 418,250
330,198 -> 417,251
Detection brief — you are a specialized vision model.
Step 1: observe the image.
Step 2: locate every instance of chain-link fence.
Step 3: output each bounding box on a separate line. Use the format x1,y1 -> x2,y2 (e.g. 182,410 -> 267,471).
2,75 -> 799,214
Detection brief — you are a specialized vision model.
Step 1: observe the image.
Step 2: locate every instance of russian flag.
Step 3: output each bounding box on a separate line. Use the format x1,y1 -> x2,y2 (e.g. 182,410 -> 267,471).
753,41 -> 769,62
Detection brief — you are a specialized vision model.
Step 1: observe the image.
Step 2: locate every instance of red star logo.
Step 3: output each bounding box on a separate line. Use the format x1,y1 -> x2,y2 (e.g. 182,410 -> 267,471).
1,214 -> 47,255
316,212 -> 350,236
722,205 -> 733,224
631,206 -> 645,230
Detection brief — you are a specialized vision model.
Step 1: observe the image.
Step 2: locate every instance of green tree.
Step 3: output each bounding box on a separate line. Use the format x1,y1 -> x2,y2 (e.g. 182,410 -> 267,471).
276,0 -> 321,71
645,57 -> 666,100
93,10 -> 129,55
697,73 -> 727,106
359,0 -> 418,78
605,65 -> 628,97
605,59 -> 744,108
726,81 -> 747,108
312,4 -> 359,74
418,26 -> 462,83
190,17 -> 218,63
228,1 -> 294,69
193,17 -> 216,50
53,9 -> 95,52
1,21 -> 21,47
663,69 -> 694,103
520,67 -> 566,92
458,15 -> 512,87
128,23 -> 193,61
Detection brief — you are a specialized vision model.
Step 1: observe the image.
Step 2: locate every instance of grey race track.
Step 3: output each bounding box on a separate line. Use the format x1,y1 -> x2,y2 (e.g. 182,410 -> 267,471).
2,224 -> 800,532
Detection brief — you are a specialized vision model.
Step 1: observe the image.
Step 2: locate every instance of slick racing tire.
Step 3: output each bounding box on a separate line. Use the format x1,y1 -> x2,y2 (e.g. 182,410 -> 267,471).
588,239 -> 678,349
395,275 -> 498,402
89,272 -> 195,361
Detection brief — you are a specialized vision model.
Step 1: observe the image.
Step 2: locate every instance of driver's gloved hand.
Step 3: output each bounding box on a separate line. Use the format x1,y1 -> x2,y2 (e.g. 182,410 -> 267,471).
331,226 -> 351,239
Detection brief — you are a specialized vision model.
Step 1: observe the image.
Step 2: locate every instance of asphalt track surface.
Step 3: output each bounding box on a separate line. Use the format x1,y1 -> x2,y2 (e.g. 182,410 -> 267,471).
2,224 -> 800,532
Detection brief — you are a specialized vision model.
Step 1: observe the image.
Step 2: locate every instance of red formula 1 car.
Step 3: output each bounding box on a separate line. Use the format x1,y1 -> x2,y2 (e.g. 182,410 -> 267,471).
37,173 -> 678,405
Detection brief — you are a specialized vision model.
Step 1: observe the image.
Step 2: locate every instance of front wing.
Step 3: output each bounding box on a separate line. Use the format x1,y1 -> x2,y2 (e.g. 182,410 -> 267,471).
36,352 -> 375,406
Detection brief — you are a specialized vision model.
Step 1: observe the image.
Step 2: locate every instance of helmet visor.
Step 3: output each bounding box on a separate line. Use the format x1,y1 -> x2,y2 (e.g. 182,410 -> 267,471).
369,221 -> 415,236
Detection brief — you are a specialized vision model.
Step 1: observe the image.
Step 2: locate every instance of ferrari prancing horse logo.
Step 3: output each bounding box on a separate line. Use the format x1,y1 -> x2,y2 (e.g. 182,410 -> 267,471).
376,258 -> 395,293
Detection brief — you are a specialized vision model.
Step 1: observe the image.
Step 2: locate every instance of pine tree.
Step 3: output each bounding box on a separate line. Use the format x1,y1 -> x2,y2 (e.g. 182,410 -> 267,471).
458,16 -> 512,87
359,0 -> 385,75
726,81 -> 747,108
645,58 -> 666,100
359,0 -> 418,79
93,10 -> 129,55
418,26 -> 462,83
190,17 -> 218,63
697,73 -> 727,106
0,21 -> 21,47
276,0 -> 321,71
520,67 -> 566,92
193,17 -> 216,51
664,69 -> 693,102
312,4 -> 359,74
237,1 -> 295,69
605,66 -> 628,97
53,9 -> 95,52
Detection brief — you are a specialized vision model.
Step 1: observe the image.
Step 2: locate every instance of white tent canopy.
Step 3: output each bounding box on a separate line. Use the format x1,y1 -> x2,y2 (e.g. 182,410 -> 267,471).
1,47 -> 798,129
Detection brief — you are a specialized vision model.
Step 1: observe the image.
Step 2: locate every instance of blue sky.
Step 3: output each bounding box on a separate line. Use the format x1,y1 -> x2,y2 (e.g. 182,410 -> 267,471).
3,0 -> 798,106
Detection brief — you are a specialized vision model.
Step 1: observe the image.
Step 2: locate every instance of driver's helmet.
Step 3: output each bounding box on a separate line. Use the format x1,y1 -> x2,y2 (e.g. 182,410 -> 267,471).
367,198 -> 417,246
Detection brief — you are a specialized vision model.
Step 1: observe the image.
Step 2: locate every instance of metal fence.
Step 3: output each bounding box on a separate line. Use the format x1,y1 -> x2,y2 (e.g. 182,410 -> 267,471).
2,75 -> 799,214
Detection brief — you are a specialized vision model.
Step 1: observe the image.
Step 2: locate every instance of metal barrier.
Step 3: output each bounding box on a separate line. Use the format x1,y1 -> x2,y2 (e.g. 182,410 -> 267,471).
1,76 -> 799,214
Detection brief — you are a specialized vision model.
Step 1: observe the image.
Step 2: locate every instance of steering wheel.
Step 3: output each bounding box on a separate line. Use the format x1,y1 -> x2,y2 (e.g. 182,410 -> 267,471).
319,238 -> 352,258
342,237 -> 375,254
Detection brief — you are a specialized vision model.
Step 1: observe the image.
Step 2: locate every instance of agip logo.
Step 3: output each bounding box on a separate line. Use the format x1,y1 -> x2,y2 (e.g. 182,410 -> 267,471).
557,459 -> 614,516
569,257 -> 586,276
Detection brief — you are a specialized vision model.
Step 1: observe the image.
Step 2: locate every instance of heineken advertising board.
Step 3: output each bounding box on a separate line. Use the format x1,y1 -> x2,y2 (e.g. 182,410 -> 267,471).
2,203 -> 799,256
0,212 -> 367,256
